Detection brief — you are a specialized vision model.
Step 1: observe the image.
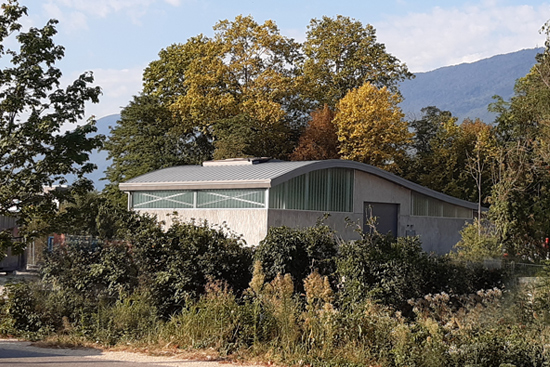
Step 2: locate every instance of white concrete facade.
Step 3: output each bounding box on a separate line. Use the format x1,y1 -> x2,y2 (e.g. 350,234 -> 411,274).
135,208 -> 269,246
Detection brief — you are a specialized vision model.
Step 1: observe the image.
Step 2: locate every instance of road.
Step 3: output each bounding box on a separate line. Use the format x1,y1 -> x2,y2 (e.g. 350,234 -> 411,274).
0,339 -> 235,367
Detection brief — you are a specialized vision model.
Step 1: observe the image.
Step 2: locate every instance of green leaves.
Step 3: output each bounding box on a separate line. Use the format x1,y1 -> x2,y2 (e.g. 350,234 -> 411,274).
111,14 -> 411,168
302,15 -> 413,108
0,1 -> 102,255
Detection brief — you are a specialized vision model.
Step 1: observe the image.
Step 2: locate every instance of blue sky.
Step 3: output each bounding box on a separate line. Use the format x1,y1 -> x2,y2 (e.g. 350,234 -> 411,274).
17,0 -> 550,122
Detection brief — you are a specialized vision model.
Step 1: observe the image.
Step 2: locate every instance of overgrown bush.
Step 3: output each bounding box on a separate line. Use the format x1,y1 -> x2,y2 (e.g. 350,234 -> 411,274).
41,215 -> 253,321
254,223 -> 337,291
455,218 -> 502,261
129,219 -> 253,318
81,291 -> 159,345
336,233 -> 506,312
0,282 -> 58,339
6,216 -> 542,367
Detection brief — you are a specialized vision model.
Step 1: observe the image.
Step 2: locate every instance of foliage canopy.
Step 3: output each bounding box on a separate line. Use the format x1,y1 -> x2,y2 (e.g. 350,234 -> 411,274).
0,0 -> 101,256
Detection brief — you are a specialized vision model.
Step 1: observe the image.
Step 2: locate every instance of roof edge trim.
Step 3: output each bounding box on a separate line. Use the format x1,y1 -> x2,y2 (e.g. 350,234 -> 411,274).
119,180 -> 271,191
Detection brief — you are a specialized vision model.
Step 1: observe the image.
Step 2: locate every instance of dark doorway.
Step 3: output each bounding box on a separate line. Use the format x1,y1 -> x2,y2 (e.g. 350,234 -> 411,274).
364,202 -> 399,237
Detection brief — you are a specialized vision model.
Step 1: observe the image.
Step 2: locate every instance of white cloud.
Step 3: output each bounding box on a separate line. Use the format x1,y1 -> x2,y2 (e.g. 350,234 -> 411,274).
87,67 -> 145,118
376,1 -> 550,72
41,0 -> 181,21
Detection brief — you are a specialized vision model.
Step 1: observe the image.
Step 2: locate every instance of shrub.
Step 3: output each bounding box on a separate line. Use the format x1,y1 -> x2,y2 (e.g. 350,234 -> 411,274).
254,223 -> 337,291
160,280 -> 245,354
130,220 -> 253,318
455,218 -> 502,261
0,282 -> 56,339
83,291 -> 159,346
336,233 -> 505,312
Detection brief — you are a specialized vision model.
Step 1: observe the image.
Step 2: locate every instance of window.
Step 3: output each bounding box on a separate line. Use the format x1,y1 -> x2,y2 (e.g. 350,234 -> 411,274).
132,189 -> 266,209
411,192 -> 472,219
269,168 -> 354,212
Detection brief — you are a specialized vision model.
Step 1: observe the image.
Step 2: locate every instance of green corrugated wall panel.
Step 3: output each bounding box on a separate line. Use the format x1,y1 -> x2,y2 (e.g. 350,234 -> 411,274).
411,192 -> 472,219
269,168 -> 353,212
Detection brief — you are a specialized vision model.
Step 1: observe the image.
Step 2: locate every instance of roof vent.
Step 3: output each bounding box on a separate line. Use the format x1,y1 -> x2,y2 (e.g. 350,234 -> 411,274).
202,157 -> 272,167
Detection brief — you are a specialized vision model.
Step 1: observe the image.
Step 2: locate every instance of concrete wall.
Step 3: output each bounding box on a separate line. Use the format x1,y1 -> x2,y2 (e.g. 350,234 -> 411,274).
353,171 -> 411,236
135,208 -> 269,246
403,216 -> 472,254
353,170 -> 471,254
267,209 -> 362,242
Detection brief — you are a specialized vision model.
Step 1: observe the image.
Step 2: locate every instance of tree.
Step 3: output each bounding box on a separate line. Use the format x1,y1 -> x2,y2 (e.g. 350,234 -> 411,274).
403,108 -> 495,204
302,15 -> 413,108
480,19 -> 550,259
168,15 -> 304,159
0,1 -> 101,256
103,94 -> 212,205
290,105 -> 339,161
486,47 -> 550,258
408,106 -> 453,157
465,120 -> 497,221
333,83 -> 411,171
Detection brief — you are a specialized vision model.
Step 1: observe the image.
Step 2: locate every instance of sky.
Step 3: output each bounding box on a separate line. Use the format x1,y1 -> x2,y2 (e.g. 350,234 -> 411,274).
15,0 -> 550,122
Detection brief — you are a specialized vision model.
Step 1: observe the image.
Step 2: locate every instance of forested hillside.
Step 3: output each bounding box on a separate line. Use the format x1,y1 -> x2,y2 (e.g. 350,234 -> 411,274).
400,48 -> 543,123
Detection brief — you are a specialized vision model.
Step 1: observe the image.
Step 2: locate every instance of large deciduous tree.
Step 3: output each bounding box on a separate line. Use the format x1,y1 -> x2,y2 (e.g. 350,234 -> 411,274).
169,15 -> 304,159
485,32 -> 550,258
107,14 -> 412,182
302,15 -> 413,109
334,83 -> 411,171
403,107 -> 495,203
0,1 -> 101,256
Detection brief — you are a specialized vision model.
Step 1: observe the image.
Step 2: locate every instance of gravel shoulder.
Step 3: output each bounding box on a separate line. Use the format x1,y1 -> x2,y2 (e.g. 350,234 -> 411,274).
0,339 -> 254,366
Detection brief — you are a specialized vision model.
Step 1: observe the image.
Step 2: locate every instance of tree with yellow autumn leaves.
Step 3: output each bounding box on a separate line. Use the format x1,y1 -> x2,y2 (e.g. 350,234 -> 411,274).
333,83 -> 412,172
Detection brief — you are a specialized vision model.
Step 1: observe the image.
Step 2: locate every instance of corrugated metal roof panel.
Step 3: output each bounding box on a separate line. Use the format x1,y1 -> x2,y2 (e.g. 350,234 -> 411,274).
123,161 -> 317,184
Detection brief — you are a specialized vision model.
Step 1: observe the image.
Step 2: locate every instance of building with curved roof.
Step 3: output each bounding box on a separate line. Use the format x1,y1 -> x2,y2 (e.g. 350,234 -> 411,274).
119,158 -> 479,254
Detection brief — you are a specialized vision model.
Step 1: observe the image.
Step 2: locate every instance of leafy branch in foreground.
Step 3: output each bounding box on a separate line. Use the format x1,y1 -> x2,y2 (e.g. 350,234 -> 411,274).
0,0 -> 101,256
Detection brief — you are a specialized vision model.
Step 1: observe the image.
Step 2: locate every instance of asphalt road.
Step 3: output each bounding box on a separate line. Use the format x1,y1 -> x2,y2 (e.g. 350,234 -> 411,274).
0,339 -> 232,367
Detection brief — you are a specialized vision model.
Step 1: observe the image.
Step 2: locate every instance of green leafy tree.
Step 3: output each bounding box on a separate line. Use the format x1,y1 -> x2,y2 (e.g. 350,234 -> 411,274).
0,1 -> 101,257
404,108 -> 495,203
484,22 -> 550,258
302,15 -> 413,108
168,15 -> 304,159
103,94 -> 212,204
334,83 -> 411,172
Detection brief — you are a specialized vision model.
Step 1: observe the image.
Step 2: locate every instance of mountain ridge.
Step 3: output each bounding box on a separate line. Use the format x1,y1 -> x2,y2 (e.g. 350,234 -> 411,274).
399,47 -> 543,123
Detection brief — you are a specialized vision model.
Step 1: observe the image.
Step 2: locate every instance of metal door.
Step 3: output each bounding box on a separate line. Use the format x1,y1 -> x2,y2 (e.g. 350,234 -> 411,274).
364,202 -> 399,236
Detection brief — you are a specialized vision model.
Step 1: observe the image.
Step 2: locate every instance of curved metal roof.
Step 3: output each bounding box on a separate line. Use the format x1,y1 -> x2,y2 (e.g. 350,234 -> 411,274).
118,159 -> 480,210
